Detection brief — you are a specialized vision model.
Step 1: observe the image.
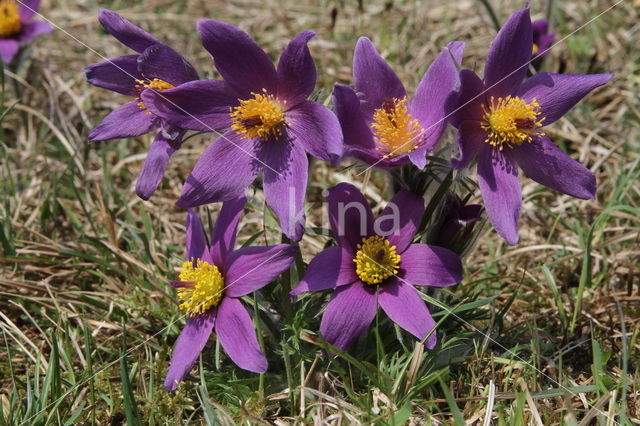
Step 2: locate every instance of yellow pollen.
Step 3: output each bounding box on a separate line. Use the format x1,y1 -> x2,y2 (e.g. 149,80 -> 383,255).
176,259 -> 224,317
230,90 -> 287,141
532,43 -> 540,54
353,236 -> 401,285
135,78 -> 174,113
371,97 -> 424,158
481,96 -> 545,150
0,0 -> 21,38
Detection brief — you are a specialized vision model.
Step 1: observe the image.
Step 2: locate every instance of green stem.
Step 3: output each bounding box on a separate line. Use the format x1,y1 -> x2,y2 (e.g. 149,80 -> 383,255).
476,0 -> 501,32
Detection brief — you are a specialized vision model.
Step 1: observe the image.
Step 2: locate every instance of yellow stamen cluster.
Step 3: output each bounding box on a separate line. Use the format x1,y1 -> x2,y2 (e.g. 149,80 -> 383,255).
481,96 -> 545,150
176,259 -> 224,317
371,97 -> 423,158
353,236 -> 401,285
135,78 -> 175,113
230,90 -> 287,141
532,43 -> 540,55
0,0 -> 21,38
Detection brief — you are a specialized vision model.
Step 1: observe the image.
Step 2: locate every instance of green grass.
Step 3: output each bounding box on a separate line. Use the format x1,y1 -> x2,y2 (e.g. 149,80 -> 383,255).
1,0 -> 639,424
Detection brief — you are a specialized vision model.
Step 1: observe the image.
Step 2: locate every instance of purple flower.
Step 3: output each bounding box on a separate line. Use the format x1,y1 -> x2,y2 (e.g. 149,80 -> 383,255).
0,0 -> 52,63
85,9 -> 199,200
141,21 -> 343,241
435,195 -> 482,247
333,38 -> 464,169
290,183 -> 462,349
531,19 -> 555,60
164,197 -> 297,391
447,8 -> 612,244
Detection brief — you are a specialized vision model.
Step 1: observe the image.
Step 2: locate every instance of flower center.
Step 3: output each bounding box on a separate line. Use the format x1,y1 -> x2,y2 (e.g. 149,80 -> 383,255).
481,96 -> 545,150
532,43 -> 540,55
135,78 -> 174,113
371,97 -> 424,158
230,91 -> 287,141
0,0 -> 22,38
176,259 -> 224,317
353,236 -> 401,285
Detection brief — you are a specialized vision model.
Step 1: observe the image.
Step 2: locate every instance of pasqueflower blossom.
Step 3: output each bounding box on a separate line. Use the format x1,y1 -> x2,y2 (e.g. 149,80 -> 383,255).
141,21 -> 343,241
531,19 -> 555,60
435,195 -> 482,247
0,0 -> 51,63
333,38 -> 464,169
447,8 -> 612,244
290,183 -> 462,349
165,197 -> 296,391
85,9 -> 199,200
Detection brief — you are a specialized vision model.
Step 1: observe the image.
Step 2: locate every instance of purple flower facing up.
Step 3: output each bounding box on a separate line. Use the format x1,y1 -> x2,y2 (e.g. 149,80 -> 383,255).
85,9 -> 199,200
0,0 -> 52,63
290,183 -> 463,350
531,19 -> 555,60
164,197 -> 297,391
447,8 -> 612,244
141,21 -> 343,241
333,38 -> 464,169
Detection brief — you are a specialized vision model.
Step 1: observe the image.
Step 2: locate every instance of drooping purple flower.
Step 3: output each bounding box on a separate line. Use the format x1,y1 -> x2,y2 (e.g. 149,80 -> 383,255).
0,0 -> 52,63
435,195 -> 483,247
141,21 -> 343,241
447,8 -> 612,244
164,197 -> 296,391
333,38 -> 464,169
290,183 -> 462,350
85,9 -> 199,200
531,19 -> 555,60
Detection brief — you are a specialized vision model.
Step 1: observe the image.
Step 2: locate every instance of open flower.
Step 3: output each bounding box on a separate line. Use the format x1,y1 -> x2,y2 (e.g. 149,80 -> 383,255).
531,19 -> 555,60
447,8 -> 612,244
0,0 -> 52,63
290,183 -> 462,349
85,9 -> 199,200
141,21 -> 343,241
333,38 -> 464,169
164,197 -> 297,391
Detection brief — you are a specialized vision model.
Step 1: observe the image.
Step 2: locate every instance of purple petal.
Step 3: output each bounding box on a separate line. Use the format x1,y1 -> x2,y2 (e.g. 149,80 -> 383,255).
185,208 -> 210,263
531,19 -> 549,36
138,44 -> 198,86
319,282 -> 377,350
164,310 -> 216,391
327,183 -> 374,253
262,142 -> 308,241
89,101 -> 157,141
141,79 -> 237,132
518,72 -> 613,126
353,37 -> 406,120
176,132 -> 260,208
224,245 -> 297,297
332,83 -> 375,152
375,190 -> 424,253
277,30 -> 316,107
98,9 -> 163,53
378,279 -> 437,348
447,69 -> 486,129
451,120 -> 486,170
399,244 -> 462,287
17,20 -> 52,43
512,136 -> 596,199
411,41 -> 465,150
0,40 -> 19,63
483,8 -> 532,97
135,132 -> 178,200
197,19 -> 277,97
18,0 -> 40,20
209,196 -> 246,266
286,100 -> 343,164
477,147 -> 521,245
215,297 -> 267,373
85,55 -> 141,96
290,246 -> 358,295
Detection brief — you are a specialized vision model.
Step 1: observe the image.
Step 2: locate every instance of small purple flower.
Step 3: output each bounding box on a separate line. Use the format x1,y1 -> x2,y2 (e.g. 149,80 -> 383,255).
436,195 -> 482,247
447,8 -> 612,244
141,21 -> 343,241
333,38 -> 464,169
290,183 -> 462,349
85,9 -> 199,200
164,197 -> 296,391
0,0 -> 52,63
531,19 -> 555,60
